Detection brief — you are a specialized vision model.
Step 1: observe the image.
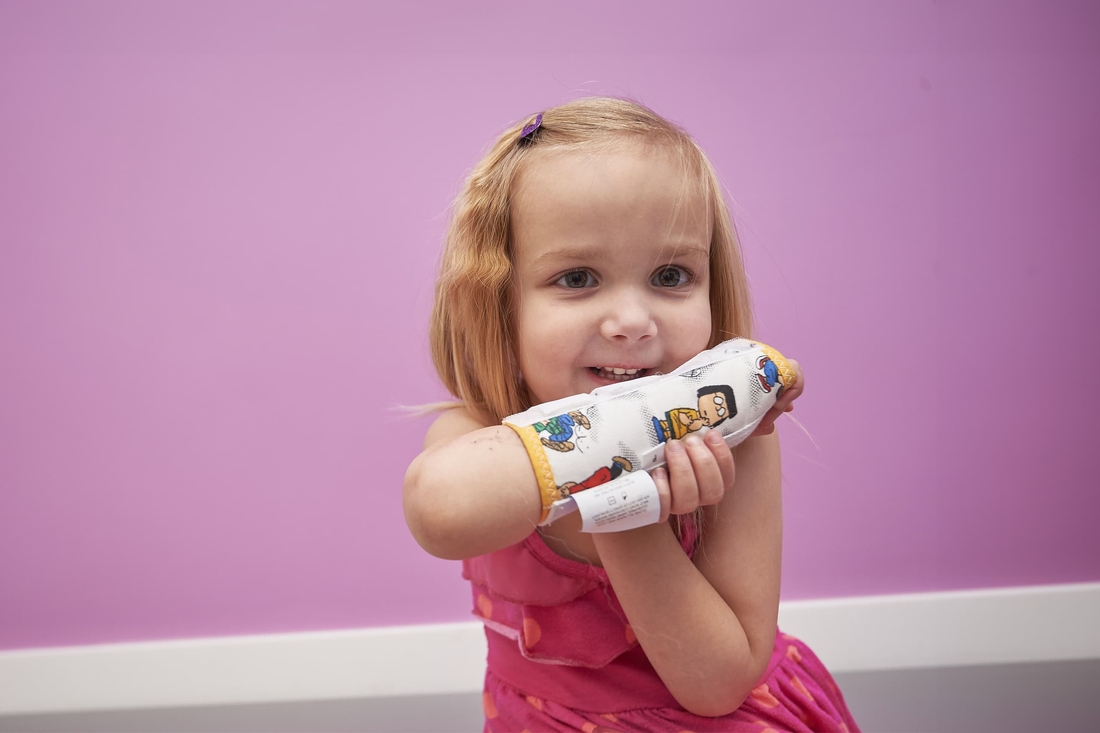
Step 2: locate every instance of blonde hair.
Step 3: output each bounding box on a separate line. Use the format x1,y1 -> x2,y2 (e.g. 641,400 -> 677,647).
431,97 -> 754,424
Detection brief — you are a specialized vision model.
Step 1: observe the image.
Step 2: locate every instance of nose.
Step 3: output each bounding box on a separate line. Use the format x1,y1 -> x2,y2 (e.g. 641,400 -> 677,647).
599,288 -> 657,342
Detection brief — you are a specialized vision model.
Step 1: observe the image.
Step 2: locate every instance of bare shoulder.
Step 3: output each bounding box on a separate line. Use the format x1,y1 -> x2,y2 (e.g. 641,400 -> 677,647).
423,405 -> 494,450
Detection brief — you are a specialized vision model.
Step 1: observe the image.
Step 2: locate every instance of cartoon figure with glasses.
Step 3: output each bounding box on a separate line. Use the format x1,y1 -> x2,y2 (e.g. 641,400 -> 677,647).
651,385 -> 737,444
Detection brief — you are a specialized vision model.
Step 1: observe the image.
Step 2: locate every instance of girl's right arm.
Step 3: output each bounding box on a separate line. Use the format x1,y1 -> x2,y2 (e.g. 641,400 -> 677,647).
403,407 -> 543,560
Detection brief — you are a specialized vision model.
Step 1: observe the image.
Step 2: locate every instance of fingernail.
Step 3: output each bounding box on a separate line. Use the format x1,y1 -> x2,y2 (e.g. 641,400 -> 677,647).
705,430 -> 724,445
667,440 -> 684,454
684,435 -> 702,448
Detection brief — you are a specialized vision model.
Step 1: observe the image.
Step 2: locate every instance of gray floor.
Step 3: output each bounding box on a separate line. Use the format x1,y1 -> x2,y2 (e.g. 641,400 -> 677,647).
2,659 -> 1098,732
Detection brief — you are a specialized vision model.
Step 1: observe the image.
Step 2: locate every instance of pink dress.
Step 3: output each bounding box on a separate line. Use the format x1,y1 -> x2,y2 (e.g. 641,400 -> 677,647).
463,525 -> 861,733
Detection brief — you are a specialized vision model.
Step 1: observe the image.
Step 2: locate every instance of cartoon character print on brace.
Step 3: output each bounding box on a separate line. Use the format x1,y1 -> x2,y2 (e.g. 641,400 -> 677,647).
533,411 -> 590,452
649,353 -> 780,443
557,456 -> 634,499
756,353 -> 781,393
549,382 -> 741,500
651,384 -> 737,444
509,340 -> 797,512
533,409 -> 635,499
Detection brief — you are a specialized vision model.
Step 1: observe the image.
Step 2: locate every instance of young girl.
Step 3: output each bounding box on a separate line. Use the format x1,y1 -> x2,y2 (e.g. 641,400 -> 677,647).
404,98 -> 860,732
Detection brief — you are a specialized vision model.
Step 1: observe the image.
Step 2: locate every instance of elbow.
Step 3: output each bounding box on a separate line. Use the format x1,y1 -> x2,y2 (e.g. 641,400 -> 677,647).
668,641 -> 773,717
404,436 -> 540,560
403,455 -> 464,560
675,689 -> 750,718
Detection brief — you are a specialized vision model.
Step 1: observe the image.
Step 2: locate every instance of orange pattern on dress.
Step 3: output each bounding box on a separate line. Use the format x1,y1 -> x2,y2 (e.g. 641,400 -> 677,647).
785,643 -> 802,663
750,683 -> 780,708
624,624 -> 636,644
791,674 -> 815,702
523,617 -> 542,647
477,594 -> 493,618
525,695 -> 542,711
482,691 -> 498,719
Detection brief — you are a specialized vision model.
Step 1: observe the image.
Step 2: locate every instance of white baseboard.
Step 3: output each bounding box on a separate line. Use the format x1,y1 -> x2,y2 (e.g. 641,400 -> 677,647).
776,581 -> 1100,673
1,582 -> 1097,717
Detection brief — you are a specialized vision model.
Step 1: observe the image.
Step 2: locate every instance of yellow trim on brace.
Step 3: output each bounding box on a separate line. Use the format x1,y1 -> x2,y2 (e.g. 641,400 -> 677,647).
503,422 -> 560,524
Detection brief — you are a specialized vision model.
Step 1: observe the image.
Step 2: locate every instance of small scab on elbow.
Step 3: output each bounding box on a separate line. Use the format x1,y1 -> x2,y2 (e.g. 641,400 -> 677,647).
469,432 -> 507,449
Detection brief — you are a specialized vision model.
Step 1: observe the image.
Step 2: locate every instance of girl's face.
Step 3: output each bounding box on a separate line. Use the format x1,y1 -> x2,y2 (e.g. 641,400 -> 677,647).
511,144 -> 713,405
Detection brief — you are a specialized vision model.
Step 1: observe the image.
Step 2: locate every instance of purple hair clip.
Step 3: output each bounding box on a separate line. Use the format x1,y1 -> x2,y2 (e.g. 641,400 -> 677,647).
519,113 -> 543,144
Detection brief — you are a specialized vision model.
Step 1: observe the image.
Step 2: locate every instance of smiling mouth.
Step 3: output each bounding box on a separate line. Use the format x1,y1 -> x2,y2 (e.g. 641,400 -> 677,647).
590,367 -> 651,382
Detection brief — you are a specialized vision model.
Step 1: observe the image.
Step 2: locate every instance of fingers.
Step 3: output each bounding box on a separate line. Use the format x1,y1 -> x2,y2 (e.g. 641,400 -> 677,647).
685,434 -> 724,507
777,358 -> 804,409
662,431 -> 735,516
705,429 -> 736,492
664,439 -> 699,515
652,467 -> 671,524
749,409 -> 781,438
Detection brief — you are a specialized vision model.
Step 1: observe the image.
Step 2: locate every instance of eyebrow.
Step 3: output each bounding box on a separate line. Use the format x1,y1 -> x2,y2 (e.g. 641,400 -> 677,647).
529,245 -> 591,269
530,243 -> 710,269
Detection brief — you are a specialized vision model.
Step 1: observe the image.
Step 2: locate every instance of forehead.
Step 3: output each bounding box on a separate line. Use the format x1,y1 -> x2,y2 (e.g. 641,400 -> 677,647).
510,143 -> 711,261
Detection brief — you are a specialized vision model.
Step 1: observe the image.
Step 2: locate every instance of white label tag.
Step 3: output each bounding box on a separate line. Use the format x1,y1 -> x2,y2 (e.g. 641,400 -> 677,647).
573,470 -> 662,533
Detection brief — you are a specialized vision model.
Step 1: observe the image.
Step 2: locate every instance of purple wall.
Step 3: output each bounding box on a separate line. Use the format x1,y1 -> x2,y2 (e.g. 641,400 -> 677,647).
1,1 -> 1097,650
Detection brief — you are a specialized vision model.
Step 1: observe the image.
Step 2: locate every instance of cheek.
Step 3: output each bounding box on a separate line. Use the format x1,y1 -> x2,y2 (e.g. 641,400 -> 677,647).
513,303 -> 586,401
675,295 -> 714,351
516,298 -> 577,352
514,303 -> 567,381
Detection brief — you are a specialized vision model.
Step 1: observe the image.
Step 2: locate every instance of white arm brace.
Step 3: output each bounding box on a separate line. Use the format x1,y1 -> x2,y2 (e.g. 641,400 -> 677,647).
504,338 -> 797,525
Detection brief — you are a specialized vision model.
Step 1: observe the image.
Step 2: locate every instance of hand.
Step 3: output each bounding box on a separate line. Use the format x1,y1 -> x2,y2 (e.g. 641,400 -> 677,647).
750,358 -> 804,438
652,429 -> 736,523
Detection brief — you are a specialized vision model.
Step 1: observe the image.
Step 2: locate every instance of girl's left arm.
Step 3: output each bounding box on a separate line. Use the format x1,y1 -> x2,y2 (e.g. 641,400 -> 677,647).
590,431 -> 782,717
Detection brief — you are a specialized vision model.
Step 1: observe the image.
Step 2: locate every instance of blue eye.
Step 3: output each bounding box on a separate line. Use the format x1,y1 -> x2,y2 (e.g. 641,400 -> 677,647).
556,270 -> 596,289
652,266 -> 690,288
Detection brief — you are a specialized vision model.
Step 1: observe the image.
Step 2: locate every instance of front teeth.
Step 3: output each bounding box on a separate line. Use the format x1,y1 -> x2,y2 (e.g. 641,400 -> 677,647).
594,367 -> 644,382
